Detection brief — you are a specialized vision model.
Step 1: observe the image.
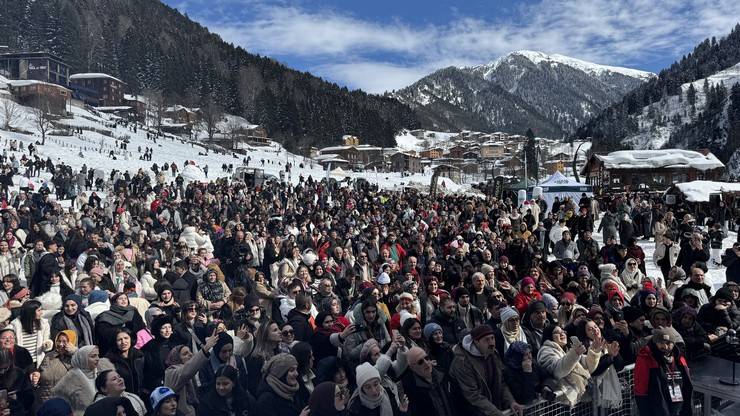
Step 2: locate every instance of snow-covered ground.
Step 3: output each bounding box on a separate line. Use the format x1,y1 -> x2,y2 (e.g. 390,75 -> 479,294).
0,97 -> 469,193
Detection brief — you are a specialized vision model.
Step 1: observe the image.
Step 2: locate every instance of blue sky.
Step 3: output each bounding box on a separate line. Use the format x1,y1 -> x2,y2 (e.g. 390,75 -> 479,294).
164,0 -> 740,93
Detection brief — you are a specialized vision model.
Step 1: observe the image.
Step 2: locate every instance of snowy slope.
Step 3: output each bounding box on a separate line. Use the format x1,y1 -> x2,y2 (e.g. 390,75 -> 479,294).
0,98 -> 468,194
473,50 -> 655,81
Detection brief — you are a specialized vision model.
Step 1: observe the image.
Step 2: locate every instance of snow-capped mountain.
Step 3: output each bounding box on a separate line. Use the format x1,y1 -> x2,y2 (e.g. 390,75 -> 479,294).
394,50 -> 654,138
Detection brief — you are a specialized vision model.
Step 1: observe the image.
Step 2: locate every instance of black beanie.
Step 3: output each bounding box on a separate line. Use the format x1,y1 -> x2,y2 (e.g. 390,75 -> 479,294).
622,306 -> 644,323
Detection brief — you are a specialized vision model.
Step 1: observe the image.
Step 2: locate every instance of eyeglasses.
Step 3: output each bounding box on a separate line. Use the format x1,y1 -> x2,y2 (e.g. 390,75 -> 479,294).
282,330 -> 294,336
628,263 -> 637,266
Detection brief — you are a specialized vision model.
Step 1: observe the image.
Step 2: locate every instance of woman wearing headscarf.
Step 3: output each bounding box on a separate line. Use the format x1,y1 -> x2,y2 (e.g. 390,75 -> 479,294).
92,369 -> 146,416
196,268 -> 231,314
50,294 -> 95,347
255,353 -> 308,416
502,341 -> 539,405
95,292 -> 146,356
198,331 -> 248,393
163,331 -> 219,416
493,306 -> 528,358
198,365 -> 256,416
51,345 -> 115,416
309,382 -> 349,416
83,396 -> 137,416
142,315 -> 178,396
99,327 -> 144,398
37,330 -> 77,403
310,311 -> 354,363
347,362 -> 408,416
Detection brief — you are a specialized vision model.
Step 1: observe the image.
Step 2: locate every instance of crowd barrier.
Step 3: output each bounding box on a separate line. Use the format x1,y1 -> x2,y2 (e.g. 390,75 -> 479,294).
499,364 -> 708,416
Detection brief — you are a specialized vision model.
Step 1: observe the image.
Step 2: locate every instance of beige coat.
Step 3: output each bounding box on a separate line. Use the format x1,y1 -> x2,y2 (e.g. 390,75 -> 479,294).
164,348 -> 209,416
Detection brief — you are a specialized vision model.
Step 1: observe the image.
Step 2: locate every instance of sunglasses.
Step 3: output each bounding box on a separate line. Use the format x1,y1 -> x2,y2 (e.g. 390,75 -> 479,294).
282,330 -> 294,336
415,356 -> 430,365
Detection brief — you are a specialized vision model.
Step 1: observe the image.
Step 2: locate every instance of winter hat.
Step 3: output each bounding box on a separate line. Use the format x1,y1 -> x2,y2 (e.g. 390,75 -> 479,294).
452,287 -> 469,302
151,315 -> 173,338
714,287 -> 735,303
245,294 -> 260,310
649,306 -> 671,322
587,305 -> 604,320
499,256 -> 509,264
470,324 -> 495,341
89,266 -> 105,278
213,332 -> 234,361
63,294 -> 84,310
37,398 -> 73,416
399,310 -> 415,327
504,340 -> 531,370
88,290 -> 108,305
500,306 -> 519,323
520,276 -> 536,289
156,282 -> 174,297
423,323 -> 443,341
672,305 -> 698,324
608,290 -> 625,304
398,292 -> 414,301
291,342 -> 313,373
360,338 -> 380,362
480,264 -> 494,275
376,272 -> 391,285
560,292 -> 577,305
598,264 -> 617,280
150,386 -> 178,414
144,307 -> 165,327
355,362 -> 381,389
622,306 -> 644,323
652,327 -> 677,344
310,382 -> 339,415
262,353 -> 298,378
577,269 -> 591,279
358,283 -> 373,294
542,293 -> 559,311
668,267 -> 687,282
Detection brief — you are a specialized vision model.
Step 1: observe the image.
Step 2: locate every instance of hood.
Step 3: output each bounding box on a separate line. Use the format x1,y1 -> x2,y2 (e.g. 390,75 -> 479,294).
460,334 -> 483,357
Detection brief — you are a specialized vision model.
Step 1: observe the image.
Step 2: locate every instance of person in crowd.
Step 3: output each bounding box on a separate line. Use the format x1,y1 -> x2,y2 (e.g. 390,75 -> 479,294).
37,330 -> 77,403
537,324 -> 595,406
149,386 -> 179,416
400,346 -> 455,416
198,365 -> 256,416
0,348 -> 35,416
51,345 -> 115,416
348,361 -> 408,416
502,341 -> 539,405
163,329 -> 220,416
697,287 -> 740,335
449,324 -> 523,416
428,297 -> 466,346
424,322 -> 454,374
95,293 -> 146,355
99,327 -> 144,399
494,306 -> 527,358
255,353 -> 309,416
9,299 -> 52,367
84,396 -> 137,416
50,294 -> 95,347
634,328 -> 693,416
308,381 -> 348,416
141,315 -> 179,397
92,369 -> 146,416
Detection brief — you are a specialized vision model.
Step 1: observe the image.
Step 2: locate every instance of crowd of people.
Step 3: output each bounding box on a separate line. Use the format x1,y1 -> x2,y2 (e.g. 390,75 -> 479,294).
0,156 -> 739,416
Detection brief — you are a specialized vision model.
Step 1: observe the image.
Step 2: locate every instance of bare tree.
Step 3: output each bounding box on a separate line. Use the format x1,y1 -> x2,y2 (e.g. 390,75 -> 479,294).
1,99 -> 22,130
225,117 -> 243,149
143,89 -> 167,131
200,98 -> 224,142
32,97 -> 54,145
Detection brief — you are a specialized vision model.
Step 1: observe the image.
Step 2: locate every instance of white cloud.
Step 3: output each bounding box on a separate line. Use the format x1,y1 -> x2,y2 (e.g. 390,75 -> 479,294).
182,0 -> 740,92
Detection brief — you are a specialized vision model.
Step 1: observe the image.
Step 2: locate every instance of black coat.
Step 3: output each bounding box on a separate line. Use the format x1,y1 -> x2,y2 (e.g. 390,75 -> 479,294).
401,369 -> 456,416
30,252 -> 60,296
255,382 -> 304,416
0,366 -> 35,416
105,348 -> 145,396
141,337 -> 176,391
287,309 -> 313,342
199,384 -> 256,416
634,343 -> 692,416
429,310 -> 467,346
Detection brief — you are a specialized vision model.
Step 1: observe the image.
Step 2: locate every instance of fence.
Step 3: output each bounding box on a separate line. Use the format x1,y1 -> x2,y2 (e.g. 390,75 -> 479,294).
502,364 -> 709,416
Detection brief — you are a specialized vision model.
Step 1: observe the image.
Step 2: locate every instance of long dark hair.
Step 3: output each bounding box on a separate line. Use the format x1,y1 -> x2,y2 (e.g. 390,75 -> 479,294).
19,300 -> 42,333
95,369 -> 115,394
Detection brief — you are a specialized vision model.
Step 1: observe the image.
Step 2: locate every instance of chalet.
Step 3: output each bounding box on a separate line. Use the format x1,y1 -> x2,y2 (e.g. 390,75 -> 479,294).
481,141 -> 506,159
390,152 -> 422,173
462,150 -> 479,159
582,149 -> 725,193
448,145 -> 467,159
318,145 -> 383,169
164,105 -> 201,125
7,80 -> 71,114
419,147 -> 443,159
69,73 -> 126,106
123,94 -> 147,121
0,51 -> 70,86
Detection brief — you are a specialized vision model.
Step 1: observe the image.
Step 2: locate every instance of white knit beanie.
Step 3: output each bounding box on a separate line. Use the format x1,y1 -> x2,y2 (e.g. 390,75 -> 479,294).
500,306 -> 519,323
599,264 -> 617,280
355,362 -> 381,389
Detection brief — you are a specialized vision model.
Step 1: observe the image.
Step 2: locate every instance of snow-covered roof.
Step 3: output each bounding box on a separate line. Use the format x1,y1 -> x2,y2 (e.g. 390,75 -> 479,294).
5,79 -> 70,90
319,145 -> 382,153
95,106 -> 132,111
69,73 -> 125,84
165,105 -> 200,113
675,181 -> 740,202
594,150 -> 724,171
123,94 -> 146,103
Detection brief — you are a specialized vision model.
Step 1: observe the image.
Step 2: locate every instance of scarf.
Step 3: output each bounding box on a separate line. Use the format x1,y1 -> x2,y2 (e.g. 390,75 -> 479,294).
500,324 -> 527,353
266,374 -> 300,400
63,313 -> 94,346
594,364 -> 623,409
350,382 -> 393,416
97,304 -> 136,326
200,279 -> 225,302
71,345 -> 98,379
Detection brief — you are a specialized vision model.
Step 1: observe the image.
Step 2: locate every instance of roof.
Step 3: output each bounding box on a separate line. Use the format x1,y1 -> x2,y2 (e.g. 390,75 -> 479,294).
165,105 -> 200,113
6,79 -> 71,90
94,106 -> 132,111
319,145 -> 382,153
69,73 -> 126,84
123,94 -> 146,103
593,150 -> 724,171
0,51 -> 67,63
675,181 -> 740,202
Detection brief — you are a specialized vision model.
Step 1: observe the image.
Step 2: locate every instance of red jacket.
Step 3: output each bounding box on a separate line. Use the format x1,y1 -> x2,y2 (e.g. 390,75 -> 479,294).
634,343 -> 692,416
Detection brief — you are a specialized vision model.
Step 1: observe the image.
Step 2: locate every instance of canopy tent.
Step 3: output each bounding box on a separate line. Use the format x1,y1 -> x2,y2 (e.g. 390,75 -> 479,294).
330,167 -> 350,178
535,171 -> 593,212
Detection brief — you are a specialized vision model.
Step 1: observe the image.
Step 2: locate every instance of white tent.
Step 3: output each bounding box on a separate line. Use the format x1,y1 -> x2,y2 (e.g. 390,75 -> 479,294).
536,171 -> 593,212
330,167 -> 350,178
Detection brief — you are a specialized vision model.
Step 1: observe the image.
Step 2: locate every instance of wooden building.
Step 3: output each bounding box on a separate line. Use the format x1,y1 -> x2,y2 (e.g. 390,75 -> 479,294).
69,73 -> 126,106
8,80 -> 71,114
582,149 -> 725,193
419,148 -> 443,159
318,145 -> 383,170
0,51 -> 70,86
390,152 -> 422,173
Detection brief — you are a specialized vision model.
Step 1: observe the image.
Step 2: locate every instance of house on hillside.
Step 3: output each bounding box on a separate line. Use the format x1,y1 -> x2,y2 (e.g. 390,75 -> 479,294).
448,145 -> 467,159
481,141 -> 505,159
419,147 -> 443,159
318,145 -> 383,170
582,149 -> 725,193
123,94 -> 146,121
390,152 -> 422,173
164,105 -> 201,125
7,80 -> 71,114
0,51 -> 70,86
69,73 -> 126,106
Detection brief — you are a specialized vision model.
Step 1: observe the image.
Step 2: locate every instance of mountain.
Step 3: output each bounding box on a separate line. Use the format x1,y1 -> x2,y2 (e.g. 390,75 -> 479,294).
394,50 -> 653,138
0,0 -> 418,149
578,24 -> 740,172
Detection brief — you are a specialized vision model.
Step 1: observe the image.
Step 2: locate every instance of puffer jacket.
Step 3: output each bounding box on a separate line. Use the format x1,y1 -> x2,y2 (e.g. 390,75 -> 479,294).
449,334 -> 514,416
178,226 -> 214,253
537,339 -> 599,406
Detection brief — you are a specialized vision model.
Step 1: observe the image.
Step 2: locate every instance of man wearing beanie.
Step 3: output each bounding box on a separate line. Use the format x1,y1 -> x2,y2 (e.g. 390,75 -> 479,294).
401,346 -> 456,416
452,286 -> 485,330
522,300 -> 549,356
634,327 -> 692,416
450,324 -> 522,416
697,287 -> 740,335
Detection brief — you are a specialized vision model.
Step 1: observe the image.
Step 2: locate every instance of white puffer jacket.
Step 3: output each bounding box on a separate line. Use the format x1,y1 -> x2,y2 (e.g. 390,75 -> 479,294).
178,226 -> 214,253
